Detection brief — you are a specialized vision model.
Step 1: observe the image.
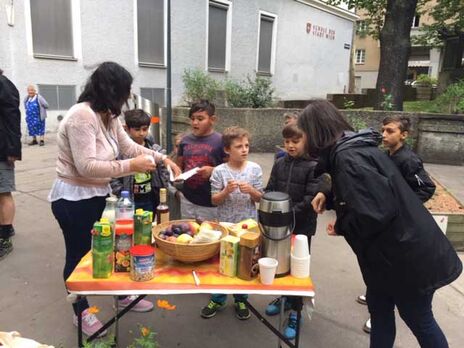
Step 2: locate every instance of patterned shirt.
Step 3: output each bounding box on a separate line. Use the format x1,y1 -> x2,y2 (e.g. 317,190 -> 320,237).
210,161 -> 263,223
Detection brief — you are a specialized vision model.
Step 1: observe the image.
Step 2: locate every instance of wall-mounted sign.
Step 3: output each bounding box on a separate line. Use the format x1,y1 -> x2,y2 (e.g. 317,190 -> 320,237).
344,43 -> 351,49
306,22 -> 335,40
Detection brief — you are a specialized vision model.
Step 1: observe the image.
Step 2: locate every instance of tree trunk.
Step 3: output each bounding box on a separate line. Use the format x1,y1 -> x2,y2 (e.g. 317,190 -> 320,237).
375,0 -> 418,110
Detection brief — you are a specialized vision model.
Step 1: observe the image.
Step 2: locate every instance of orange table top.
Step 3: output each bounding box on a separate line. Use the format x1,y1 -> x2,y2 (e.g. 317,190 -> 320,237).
66,251 -> 315,297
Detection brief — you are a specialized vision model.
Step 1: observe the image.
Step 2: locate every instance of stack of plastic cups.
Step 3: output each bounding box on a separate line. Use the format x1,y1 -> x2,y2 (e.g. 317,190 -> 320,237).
291,235 -> 310,278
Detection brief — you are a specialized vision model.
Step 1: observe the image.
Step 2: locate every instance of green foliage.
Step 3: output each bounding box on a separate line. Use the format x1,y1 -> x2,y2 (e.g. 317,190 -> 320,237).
182,69 -> 220,104
346,113 -> 368,131
415,74 -> 438,86
380,88 -> 394,111
415,0 -> 464,46
83,335 -> 115,348
434,79 -> 464,113
224,76 -> 274,108
343,98 -> 355,109
128,326 -> 159,348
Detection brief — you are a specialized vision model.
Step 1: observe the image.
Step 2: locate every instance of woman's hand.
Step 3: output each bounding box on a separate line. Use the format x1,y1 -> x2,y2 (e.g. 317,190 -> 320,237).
130,154 -> 156,172
164,158 -> 182,178
311,192 -> 327,214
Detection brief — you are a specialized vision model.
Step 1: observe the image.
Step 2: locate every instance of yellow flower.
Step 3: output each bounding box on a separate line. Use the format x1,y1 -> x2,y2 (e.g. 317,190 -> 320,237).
88,306 -> 100,314
141,326 -> 150,337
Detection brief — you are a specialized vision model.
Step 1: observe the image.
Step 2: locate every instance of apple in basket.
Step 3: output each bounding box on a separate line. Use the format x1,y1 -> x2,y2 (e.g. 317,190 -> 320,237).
199,221 -> 215,233
188,221 -> 201,234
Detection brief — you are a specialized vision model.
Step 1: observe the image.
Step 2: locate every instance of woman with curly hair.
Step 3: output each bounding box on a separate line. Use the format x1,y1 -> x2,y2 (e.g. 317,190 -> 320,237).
48,62 -> 180,337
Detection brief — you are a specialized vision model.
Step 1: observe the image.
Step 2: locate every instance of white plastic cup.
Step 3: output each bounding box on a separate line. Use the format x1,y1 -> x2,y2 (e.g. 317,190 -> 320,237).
258,257 -> 279,285
293,235 -> 310,258
291,254 -> 310,278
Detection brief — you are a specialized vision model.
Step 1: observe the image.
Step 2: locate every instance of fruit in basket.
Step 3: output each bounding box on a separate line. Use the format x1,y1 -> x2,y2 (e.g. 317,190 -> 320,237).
188,222 -> 201,234
177,234 -> 193,244
200,222 -> 215,233
167,236 -> 177,242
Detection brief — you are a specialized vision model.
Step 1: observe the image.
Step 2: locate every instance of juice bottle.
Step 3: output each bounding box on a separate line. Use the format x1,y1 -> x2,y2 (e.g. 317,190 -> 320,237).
92,219 -> 114,278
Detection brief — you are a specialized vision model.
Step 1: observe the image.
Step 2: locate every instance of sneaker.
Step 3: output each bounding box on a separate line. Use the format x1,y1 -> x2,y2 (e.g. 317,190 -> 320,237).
283,312 -> 301,340
200,300 -> 226,319
73,309 -> 107,337
235,301 -> 251,320
363,318 -> 371,334
28,139 -> 38,146
118,295 -> 153,312
39,140 -> 45,146
356,295 -> 367,305
0,238 -> 13,260
265,297 -> 292,316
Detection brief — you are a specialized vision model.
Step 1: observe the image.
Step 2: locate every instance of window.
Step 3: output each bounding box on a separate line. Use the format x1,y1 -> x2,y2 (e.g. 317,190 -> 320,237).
355,49 -> 366,64
140,88 -> 166,107
38,85 -> 76,110
356,20 -> 368,35
412,15 -> 420,28
257,13 -> 276,75
208,1 -> 231,71
30,0 -> 74,59
137,0 -> 165,67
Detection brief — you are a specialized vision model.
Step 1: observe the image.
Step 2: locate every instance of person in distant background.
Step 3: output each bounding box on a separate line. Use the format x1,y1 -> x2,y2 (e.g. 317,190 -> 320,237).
24,85 -> 48,146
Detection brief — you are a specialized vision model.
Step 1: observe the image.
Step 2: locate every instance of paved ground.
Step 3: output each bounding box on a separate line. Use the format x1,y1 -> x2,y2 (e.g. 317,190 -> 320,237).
0,136 -> 463,348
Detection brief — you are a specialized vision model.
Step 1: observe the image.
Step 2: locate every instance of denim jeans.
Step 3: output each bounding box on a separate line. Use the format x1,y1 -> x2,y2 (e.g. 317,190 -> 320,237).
366,288 -> 448,348
211,293 -> 248,304
52,196 -> 107,315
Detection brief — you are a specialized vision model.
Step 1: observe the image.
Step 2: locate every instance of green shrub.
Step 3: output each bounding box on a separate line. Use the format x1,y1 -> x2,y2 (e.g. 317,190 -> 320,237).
345,113 -> 368,131
415,74 -> 438,87
246,76 -> 274,108
224,80 -> 249,107
435,79 -> 464,114
182,69 -> 220,104
224,76 -> 274,108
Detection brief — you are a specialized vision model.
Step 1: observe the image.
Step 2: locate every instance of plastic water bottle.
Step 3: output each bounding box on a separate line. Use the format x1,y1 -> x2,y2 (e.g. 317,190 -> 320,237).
117,191 -> 134,221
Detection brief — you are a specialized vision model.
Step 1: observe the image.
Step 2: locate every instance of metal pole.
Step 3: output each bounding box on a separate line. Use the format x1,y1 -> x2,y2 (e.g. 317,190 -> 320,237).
166,0 -> 173,153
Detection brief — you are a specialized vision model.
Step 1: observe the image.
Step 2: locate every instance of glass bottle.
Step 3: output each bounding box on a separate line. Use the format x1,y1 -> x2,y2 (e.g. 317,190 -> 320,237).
156,188 -> 170,225
101,196 -> 118,226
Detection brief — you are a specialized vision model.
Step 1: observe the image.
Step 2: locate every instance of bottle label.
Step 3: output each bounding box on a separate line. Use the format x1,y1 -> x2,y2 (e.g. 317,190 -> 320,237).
159,212 -> 169,224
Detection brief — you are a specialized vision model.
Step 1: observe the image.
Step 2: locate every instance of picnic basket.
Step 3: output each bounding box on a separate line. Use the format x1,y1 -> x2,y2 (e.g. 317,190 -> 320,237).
152,219 -> 228,263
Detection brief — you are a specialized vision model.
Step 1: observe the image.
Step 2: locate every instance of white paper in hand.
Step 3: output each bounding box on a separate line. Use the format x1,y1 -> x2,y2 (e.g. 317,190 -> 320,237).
168,165 -> 200,182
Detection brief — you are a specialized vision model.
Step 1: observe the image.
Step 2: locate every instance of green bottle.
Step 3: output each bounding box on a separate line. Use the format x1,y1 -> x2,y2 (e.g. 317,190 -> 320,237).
92,218 -> 114,278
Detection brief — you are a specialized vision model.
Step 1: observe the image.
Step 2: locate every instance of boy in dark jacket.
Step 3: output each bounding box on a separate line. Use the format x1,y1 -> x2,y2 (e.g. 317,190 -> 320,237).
382,115 -> 435,202
111,109 -> 168,212
264,124 -> 324,339
0,69 -> 21,260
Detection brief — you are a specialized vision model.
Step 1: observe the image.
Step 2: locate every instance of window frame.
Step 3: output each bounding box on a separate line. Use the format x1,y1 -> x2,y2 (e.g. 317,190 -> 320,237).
256,10 -> 278,76
355,49 -> 366,64
140,87 -> 166,107
37,84 -> 76,111
27,0 -> 77,61
206,0 -> 233,73
135,0 -> 167,68
411,14 -> 420,28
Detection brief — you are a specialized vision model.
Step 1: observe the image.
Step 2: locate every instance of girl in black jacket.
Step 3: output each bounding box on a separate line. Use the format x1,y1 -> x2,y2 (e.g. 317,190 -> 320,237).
299,100 -> 462,348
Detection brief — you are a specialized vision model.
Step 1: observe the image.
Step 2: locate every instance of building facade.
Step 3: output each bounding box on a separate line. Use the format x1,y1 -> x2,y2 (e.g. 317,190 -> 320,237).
1,0 -> 356,132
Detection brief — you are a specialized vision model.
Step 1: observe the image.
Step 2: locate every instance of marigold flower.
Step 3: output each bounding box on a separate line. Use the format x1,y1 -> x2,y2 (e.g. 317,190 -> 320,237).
141,326 -> 151,337
88,306 -> 100,314
157,299 -> 176,310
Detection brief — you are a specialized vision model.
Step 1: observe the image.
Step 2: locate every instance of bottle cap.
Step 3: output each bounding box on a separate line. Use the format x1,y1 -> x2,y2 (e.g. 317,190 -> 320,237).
121,191 -> 129,198
135,208 -> 144,215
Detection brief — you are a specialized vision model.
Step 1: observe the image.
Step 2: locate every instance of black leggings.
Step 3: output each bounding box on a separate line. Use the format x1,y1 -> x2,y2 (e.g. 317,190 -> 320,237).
52,196 -> 106,315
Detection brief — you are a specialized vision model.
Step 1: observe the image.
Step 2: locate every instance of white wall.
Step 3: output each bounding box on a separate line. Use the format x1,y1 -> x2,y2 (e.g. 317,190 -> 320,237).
356,71 -> 378,90
0,0 -> 355,133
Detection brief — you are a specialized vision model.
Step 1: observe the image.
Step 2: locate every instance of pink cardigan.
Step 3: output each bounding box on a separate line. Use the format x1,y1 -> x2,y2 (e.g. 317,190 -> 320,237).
55,102 -> 163,187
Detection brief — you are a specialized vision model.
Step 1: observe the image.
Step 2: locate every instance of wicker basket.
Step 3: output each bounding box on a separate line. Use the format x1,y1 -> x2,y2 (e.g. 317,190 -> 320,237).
152,219 -> 228,263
